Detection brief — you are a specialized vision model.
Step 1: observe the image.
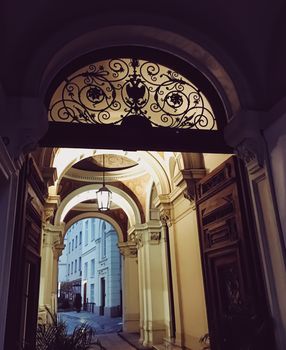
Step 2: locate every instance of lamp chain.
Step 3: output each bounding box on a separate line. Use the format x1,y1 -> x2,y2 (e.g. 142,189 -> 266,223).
103,154 -> 105,186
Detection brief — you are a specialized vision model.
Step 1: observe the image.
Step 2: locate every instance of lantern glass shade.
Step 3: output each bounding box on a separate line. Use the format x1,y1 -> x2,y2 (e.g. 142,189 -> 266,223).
96,185 -> 112,211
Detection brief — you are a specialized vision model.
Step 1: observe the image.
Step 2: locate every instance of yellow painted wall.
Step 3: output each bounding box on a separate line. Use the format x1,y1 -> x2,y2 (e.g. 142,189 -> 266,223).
203,153 -> 231,172
172,195 -> 208,350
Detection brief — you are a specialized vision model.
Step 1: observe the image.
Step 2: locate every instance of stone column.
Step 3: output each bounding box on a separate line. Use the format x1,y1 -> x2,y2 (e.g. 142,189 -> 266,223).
225,110 -> 286,349
130,222 -> 166,346
118,241 -> 139,332
38,223 -> 65,322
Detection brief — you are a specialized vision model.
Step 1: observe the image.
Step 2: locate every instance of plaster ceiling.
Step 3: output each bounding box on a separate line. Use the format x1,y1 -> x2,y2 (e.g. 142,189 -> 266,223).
72,154 -> 138,172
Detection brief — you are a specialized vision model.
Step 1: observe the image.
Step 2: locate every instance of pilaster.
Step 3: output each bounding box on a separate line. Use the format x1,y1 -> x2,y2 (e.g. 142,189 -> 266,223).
225,109 -> 286,350
158,203 -> 184,349
129,222 -> 166,346
118,241 -> 139,332
38,223 -> 65,321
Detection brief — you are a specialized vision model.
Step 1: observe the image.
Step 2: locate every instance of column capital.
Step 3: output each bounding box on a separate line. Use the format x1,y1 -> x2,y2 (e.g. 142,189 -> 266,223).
43,195 -> 61,224
128,221 -> 162,247
158,204 -> 173,227
225,109 -> 267,172
42,167 -> 58,188
42,223 -> 65,251
118,241 -> 138,258
53,242 -> 65,259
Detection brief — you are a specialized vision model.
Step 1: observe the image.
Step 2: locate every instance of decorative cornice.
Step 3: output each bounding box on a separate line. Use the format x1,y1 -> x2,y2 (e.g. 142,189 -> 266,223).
64,164 -> 146,183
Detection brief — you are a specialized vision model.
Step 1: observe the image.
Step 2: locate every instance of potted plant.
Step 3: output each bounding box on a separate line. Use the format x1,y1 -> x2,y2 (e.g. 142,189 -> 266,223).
36,307 -> 106,350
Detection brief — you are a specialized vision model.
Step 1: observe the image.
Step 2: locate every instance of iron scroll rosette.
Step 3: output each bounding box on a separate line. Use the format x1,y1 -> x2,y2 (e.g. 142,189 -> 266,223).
49,57 -> 217,130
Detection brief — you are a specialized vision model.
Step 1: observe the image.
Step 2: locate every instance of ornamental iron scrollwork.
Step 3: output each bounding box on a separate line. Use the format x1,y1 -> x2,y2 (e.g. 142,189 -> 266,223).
49,58 -> 217,130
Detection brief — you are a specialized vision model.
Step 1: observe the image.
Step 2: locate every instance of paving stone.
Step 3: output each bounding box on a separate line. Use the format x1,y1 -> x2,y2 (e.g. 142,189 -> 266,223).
94,333 -> 136,350
58,311 -> 123,335
58,311 -> 140,349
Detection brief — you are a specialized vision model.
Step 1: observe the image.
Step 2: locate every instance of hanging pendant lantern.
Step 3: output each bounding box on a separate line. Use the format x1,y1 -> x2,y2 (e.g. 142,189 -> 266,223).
96,154 -> 112,211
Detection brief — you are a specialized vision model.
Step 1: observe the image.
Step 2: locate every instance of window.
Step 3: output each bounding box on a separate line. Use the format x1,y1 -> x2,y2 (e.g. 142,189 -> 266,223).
68,264 -> 70,275
71,262 -> 74,274
79,231 -> 82,245
75,236 -> 78,248
85,221 -> 88,246
69,242 -> 71,253
75,259 -> 77,273
84,262 -> 88,279
102,232 -> 107,258
79,257 -> 82,271
90,259 -> 95,277
91,219 -> 95,241
90,284 -> 95,303
101,221 -> 107,258
72,239 -> 74,251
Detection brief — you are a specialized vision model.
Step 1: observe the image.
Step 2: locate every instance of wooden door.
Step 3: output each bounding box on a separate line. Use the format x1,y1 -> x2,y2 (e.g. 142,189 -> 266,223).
5,156 -> 45,350
196,156 -> 275,350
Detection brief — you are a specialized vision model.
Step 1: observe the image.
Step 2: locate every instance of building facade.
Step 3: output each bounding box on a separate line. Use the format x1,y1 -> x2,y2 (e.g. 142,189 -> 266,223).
59,218 -> 121,317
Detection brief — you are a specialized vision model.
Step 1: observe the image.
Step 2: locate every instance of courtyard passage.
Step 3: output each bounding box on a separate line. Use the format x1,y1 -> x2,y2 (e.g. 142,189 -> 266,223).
58,311 -> 135,350
58,311 -> 122,334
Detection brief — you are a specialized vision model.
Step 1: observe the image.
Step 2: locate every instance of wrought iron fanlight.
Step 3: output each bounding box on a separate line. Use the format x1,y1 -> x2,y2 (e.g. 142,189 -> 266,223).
96,154 -> 112,211
49,57 -> 217,130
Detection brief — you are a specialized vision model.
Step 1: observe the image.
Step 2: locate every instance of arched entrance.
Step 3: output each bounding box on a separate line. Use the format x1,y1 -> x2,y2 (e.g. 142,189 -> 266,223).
4,38 -> 284,350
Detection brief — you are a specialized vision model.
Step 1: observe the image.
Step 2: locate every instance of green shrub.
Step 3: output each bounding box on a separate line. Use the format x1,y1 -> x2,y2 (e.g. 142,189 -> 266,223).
36,308 -> 105,350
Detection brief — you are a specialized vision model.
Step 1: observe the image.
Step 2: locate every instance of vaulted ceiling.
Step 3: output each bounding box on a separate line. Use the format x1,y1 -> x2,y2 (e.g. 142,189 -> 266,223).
2,0 -> 286,110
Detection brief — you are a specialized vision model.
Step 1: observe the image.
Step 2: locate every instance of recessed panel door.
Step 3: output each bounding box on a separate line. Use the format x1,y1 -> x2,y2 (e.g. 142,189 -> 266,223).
196,156 -> 275,350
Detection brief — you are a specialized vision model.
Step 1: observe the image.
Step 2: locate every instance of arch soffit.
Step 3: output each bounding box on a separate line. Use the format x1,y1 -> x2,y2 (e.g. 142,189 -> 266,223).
51,149 -> 171,196
64,211 -> 124,243
54,184 -> 141,227
24,18 -> 243,117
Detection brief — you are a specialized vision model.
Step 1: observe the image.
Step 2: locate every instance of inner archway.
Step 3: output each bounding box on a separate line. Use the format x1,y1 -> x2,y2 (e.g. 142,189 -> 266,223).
58,216 -> 123,334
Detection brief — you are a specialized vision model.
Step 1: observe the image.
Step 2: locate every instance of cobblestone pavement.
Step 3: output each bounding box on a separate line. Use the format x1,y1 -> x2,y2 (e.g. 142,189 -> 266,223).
58,311 -> 123,335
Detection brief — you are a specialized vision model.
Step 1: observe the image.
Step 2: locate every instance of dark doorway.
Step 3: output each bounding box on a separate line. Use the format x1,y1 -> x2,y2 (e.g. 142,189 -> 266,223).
100,278 -> 106,316
83,282 -> 87,304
